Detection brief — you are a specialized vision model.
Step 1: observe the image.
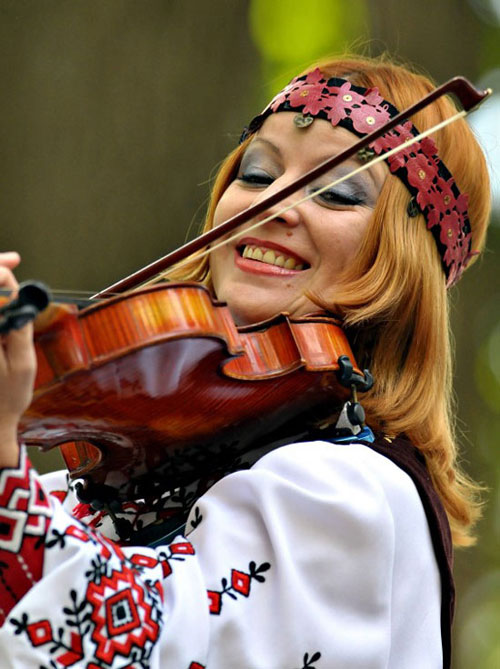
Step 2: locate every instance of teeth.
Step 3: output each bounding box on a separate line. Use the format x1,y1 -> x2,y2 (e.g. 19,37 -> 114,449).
241,245 -> 305,270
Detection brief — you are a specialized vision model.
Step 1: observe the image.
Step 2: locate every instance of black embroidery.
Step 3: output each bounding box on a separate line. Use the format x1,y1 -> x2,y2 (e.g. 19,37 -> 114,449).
7,522 -> 187,667
44,527 -> 71,550
189,505 -> 203,530
298,651 -> 322,668
207,560 -> 271,615
10,560 -> 163,667
0,559 -> 18,603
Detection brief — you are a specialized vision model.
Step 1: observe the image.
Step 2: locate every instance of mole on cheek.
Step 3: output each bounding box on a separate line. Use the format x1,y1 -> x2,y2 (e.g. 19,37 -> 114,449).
286,231 -> 293,237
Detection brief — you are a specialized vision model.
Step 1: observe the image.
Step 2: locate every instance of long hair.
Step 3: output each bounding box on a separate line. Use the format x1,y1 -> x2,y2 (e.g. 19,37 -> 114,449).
167,55 -> 491,546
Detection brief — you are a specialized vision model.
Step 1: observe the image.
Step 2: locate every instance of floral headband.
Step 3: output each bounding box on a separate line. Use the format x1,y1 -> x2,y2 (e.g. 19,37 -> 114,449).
240,68 -> 473,287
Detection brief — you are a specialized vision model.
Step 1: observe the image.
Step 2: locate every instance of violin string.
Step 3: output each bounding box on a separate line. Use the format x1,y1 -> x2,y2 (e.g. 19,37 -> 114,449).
144,109 -> 467,285
48,289 -> 126,302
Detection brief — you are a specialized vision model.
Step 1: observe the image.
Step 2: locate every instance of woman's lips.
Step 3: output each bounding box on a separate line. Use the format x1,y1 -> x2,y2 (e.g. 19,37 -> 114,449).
234,249 -> 307,276
238,237 -> 308,265
234,237 -> 309,276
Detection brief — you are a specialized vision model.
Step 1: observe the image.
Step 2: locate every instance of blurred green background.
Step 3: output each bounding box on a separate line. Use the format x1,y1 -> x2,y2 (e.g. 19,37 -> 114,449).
0,1 -> 498,666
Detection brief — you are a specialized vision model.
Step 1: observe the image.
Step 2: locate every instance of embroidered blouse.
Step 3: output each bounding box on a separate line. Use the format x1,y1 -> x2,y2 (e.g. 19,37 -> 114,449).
0,439 -> 443,668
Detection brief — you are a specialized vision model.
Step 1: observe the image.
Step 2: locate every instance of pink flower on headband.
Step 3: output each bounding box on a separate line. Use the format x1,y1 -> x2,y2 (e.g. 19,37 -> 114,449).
269,80 -> 301,112
289,85 -> 326,115
370,122 -> 414,167
288,68 -> 326,115
406,154 -> 437,194
326,81 -> 366,125
440,211 -> 461,250
364,87 -> 385,106
420,136 -> 439,158
349,104 -> 391,134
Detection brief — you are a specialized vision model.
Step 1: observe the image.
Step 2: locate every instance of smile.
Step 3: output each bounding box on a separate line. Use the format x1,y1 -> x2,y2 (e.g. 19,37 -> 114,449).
240,245 -> 306,270
236,239 -> 310,274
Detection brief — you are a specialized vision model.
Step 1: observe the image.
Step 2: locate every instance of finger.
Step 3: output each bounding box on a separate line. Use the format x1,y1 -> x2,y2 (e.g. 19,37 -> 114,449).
0,265 -> 19,292
4,322 -> 36,376
0,252 -> 21,270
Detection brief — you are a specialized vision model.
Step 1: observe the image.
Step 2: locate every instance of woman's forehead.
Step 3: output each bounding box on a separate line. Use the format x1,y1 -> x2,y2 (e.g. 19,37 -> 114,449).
253,112 -> 388,187
255,112 -> 356,153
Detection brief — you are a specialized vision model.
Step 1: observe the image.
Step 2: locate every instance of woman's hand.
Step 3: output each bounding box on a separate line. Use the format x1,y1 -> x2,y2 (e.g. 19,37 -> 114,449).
0,252 -> 37,468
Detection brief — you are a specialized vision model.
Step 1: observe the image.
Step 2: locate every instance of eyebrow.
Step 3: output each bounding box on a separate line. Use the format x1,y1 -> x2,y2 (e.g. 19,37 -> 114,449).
247,137 -> 282,156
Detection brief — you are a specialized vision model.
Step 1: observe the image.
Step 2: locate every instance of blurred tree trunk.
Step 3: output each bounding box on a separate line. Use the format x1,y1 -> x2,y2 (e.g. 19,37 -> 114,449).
0,0 -> 257,472
0,0 -> 257,292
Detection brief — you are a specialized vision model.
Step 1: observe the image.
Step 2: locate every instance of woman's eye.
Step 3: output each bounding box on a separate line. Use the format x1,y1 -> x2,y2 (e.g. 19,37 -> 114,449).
308,186 -> 363,207
237,169 -> 275,187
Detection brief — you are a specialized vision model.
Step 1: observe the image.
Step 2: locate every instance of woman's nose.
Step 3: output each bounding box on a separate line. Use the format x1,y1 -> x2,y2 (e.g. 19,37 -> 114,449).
253,184 -> 303,228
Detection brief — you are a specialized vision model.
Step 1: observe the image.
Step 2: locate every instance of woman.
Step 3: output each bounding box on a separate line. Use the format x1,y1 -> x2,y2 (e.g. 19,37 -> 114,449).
0,56 -> 491,668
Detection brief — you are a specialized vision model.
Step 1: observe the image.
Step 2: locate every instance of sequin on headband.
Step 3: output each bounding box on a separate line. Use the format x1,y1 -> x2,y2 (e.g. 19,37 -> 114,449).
240,68 -> 473,287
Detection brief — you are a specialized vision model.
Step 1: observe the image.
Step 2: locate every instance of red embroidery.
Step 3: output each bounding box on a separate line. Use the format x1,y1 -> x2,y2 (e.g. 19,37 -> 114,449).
11,562 -> 164,666
49,489 -> 68,503
0,450 -> 52,623
231,569 -> 251,596
207,589 -> 222,614
53,631 -> 84,667
26,619 -> 53,646
170,541 -> 195,555
207,560 -> 270,615
156,540 -> 196,580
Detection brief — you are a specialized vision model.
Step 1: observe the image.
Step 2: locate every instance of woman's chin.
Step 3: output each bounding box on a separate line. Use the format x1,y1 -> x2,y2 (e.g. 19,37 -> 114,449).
228,303 -> 281,327
218,292 -> 286,327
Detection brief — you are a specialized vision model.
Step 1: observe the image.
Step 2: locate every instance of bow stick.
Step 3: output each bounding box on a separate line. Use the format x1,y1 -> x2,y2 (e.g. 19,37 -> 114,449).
93,76 -> 491,299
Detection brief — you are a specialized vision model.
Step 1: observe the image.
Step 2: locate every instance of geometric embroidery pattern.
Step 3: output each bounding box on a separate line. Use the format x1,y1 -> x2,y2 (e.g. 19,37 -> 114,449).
0,449 -> 52,551
8,525 -> 200,667
207,560 -> 270,615
87,563 -> 161,664
0,450 -> 51,624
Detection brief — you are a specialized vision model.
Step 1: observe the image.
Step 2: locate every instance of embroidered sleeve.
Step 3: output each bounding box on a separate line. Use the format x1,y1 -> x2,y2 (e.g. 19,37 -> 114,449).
0,447 -> 52,625
0,441 -> 441,668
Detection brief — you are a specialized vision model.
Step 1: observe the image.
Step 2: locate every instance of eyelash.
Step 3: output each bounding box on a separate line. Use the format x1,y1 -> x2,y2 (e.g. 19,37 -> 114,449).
307,186 -> 363,207
238,170 -> 363,207
237,170 -> 274,187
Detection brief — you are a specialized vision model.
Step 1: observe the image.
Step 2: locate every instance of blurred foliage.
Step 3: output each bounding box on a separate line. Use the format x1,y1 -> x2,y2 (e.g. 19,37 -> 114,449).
1,1 -> 498,667
475,323 -> 500,414
249,0 -> 368,99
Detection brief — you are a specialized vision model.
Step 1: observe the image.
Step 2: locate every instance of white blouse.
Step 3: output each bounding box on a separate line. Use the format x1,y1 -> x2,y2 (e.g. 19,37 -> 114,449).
0,439 -> 442,668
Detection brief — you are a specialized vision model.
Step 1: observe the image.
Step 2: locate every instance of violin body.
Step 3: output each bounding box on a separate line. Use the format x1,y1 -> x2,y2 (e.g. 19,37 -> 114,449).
18,283 -> 361,500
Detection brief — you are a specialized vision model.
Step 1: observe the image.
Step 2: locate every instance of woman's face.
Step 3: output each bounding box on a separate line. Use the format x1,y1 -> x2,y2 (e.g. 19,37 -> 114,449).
210,113 -> 387,325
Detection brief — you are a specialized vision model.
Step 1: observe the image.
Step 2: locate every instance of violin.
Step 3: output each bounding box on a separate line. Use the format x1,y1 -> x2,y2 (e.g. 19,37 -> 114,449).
7,282 -> 368,503
1,76 -> 489,506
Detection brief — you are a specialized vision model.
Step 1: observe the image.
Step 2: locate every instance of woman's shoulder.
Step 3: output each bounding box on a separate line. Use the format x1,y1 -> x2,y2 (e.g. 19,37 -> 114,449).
251,438 -> 424,513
